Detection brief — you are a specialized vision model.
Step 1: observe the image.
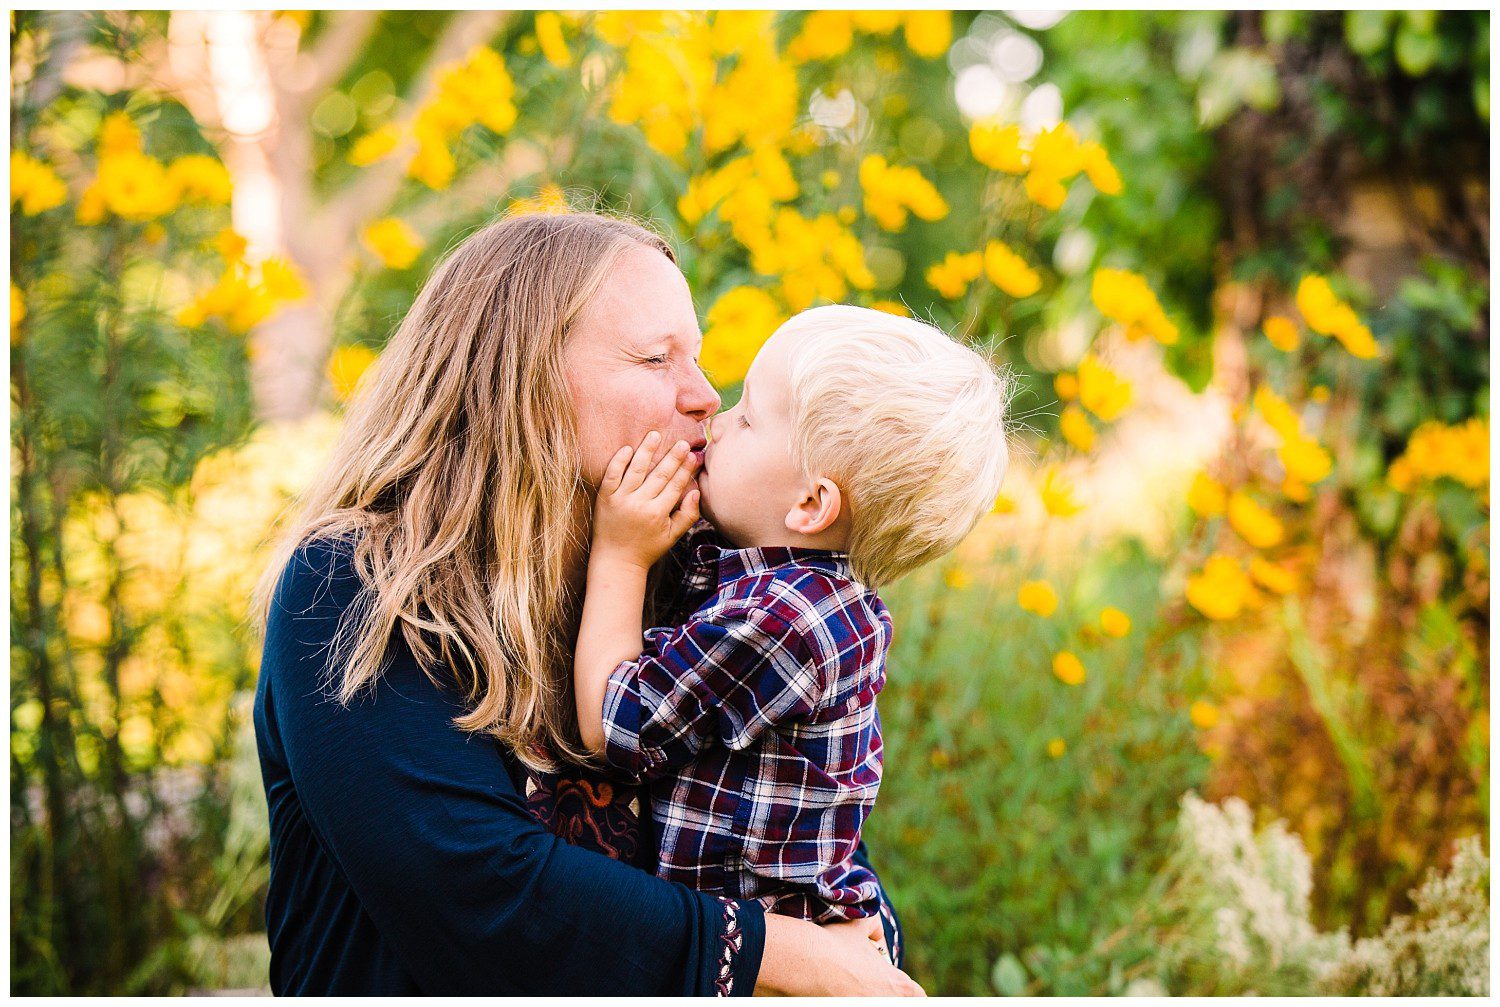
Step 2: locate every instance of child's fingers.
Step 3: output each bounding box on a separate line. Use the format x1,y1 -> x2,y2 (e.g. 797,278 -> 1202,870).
657,448 -> 699,502
669,489 -> 700,539
619,430 -> 661,491
600,445 -> 632,492
642,440 -> 691,497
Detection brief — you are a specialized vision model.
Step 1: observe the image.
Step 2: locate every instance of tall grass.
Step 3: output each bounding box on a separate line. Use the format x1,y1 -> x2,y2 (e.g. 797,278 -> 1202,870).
866,534 -> 1211,995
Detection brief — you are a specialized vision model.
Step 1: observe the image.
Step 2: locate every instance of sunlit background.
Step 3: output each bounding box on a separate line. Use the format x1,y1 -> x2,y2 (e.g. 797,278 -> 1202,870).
9,10 -> 1489,995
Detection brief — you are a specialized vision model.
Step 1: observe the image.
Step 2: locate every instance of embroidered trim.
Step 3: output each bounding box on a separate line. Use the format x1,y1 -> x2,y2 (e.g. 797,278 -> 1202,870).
713,896 -> 743,997
878,897 -> 901,966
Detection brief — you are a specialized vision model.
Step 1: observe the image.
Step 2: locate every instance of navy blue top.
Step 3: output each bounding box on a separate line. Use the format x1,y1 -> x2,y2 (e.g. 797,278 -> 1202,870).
253,536 -> 772,995
255,540 -> 900,996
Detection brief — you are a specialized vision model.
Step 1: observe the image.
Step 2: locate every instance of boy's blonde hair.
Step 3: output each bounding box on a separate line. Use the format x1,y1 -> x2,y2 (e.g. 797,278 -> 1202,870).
782,305 -> 1012,589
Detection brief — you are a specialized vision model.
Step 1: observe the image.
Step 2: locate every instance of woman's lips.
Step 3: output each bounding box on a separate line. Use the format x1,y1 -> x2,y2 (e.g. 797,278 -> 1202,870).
690,449 -> 705,471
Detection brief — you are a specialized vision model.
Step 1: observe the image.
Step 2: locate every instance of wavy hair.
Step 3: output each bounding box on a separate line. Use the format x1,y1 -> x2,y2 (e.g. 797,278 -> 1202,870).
250,211 -> 674,770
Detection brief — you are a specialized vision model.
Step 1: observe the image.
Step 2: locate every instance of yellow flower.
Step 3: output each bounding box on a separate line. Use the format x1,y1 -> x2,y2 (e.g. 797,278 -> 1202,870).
97,151 -> 179,220
508,184 -> 570,216
259,257 -> 308,302
1046,737 -> 1067,759
701,286 -> 785,388
1264,315 -> 1300,352
176,264 -> 278,333
1185,554 -> 1256,621
1040,467 -> 1083,517
11,152 -> 69,215
944,567 -> 973,591
75,183 -> 107,225
1091,268 -> 1177,344
852,11 -> 902,34
860,155 -> 948,231
820,169 -> 841,190
1027,122 -> 1085,180
869,300 -> 909,316
1253,384 -> 1302,438
1099,607 -> 1131,637
361,217 -> 424,269
747,208 -> 873,311
1023,122 -> 1087,210
1059,405 -> 1096,452
1079,140 -> 1122,195
1309,385 -> 1330,403
1281,476 -> 1312,502
787,11 -> 855,61
991,490 -> 1017,515
1051,651 -> 1086,686
903,11 -> 952,57
327,344 -> 379,402
534,11 -> 573,67
1187,472 -> 1227,517
1249,557 -> 1299,595
99,110 -> 141,157
1054,372 -> 1078,401
983,240 -> 1042,298
1227,491 -> 1284,549
1388,418 -> 1490,491
214,227 -> 248,263
349,123 -> 402,166
167,154 -> 233,204
1023,170 -> 1068,211
1189,700 -> 1220,730
925,250 -> 982,299
1295,274 -> 1380,359
1017,579 -> 1059,618
1076,354 -> 1132,422
1278,434 -> 1332,485
969,120 -> 1027,173
11,282 -> 25,344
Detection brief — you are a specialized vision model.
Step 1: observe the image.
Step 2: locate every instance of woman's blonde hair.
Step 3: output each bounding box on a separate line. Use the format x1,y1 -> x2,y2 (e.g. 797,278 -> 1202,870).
782,305 -> 1013,589
250,211 -> 674,771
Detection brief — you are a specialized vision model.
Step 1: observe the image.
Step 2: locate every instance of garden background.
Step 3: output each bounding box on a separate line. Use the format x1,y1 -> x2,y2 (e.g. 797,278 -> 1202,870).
9,9 -> 1490,995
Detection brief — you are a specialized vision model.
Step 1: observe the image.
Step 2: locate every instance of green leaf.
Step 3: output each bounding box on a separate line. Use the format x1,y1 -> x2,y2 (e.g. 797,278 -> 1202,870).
1344,10 -> 1396,57
992,952 -> 1028,996
1395,26 -> 1440,75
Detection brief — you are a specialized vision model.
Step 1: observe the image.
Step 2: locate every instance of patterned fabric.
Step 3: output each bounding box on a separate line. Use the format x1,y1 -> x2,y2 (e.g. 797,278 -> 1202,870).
713,896 -> 743,996
601,522 -> 892,922
517,741 -> 651,869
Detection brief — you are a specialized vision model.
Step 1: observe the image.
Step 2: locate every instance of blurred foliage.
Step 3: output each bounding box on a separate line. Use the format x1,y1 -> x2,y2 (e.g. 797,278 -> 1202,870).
10,9 -> 1488,996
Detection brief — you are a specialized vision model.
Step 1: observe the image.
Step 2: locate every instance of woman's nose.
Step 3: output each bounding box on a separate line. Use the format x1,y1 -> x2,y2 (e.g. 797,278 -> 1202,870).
680,366 -> 721,421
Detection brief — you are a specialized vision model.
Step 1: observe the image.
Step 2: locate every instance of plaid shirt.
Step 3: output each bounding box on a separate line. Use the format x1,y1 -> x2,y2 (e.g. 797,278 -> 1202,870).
601,521 -> 893,922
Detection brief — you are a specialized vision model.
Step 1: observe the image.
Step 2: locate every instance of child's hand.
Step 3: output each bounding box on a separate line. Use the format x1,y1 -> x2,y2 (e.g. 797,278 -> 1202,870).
592,430 -> 701,571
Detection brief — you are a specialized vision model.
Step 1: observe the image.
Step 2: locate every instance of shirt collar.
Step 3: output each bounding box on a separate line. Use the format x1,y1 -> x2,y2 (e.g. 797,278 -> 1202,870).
690,537 -> 855,587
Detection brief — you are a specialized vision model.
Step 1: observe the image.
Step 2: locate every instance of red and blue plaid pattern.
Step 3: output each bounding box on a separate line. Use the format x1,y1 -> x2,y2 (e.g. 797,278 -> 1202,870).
601,522 -> 892,922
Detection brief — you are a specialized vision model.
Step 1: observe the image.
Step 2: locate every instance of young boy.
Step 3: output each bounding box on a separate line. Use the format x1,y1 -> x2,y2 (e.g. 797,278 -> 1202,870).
573,304 -> 1010,926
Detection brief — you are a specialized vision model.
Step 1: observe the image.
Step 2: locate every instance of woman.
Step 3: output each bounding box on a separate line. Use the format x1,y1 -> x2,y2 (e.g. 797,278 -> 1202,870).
249,211 -> 923,995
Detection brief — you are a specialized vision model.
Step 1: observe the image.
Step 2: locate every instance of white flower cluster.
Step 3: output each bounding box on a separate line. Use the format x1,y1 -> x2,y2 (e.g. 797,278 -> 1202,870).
1319,835 -> 1489,996
1146,793 -> 1489,997
1168,793 -> 1349,990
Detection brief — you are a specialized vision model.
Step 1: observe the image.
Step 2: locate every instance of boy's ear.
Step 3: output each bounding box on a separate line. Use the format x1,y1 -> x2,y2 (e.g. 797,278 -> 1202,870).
785,477 -> 842,537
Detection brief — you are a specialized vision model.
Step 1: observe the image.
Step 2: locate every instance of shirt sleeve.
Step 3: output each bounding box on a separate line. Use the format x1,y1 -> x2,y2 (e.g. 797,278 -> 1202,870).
600,600 -> 826,782
259,538 -> 767,996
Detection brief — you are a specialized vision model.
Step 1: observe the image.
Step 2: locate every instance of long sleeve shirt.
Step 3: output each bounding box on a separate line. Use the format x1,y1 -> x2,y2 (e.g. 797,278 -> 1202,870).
253,535 -> 765,995
600,521 -> 894,923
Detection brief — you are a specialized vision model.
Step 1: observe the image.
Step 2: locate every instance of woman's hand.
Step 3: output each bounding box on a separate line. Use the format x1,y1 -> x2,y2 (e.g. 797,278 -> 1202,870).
756,912 -> 926,997
592,430 -> 700,571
